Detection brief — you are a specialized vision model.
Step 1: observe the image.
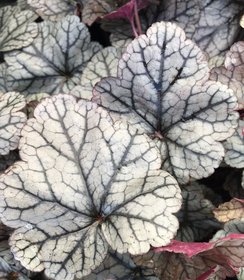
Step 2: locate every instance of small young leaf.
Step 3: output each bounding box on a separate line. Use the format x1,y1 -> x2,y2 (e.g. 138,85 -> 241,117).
0,95 -> 181,280
0,92 -> 26,156
5,15 -> 101,95
94,21 -> 239,184
214,199 -> 244,223
0,6 -> 38,52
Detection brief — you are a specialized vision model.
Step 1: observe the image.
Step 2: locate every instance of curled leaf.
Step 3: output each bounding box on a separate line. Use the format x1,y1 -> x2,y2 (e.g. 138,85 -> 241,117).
0,95 -> 181,280
94,21 -> 239,184
214,198 -> 244,223
134,234 -> 244,280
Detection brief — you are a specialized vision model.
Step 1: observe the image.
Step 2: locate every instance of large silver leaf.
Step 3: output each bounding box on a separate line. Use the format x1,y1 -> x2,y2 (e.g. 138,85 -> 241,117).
0,6 -> 38,52
94,21 -> 239,184
0,95 -> 181,280
5,15 -> 101,96
0,92 -> 26,156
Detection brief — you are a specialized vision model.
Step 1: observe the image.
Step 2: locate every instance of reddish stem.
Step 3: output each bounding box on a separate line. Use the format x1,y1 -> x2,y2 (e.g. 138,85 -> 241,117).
130,17 -> 138,37
134,0 -> 142,35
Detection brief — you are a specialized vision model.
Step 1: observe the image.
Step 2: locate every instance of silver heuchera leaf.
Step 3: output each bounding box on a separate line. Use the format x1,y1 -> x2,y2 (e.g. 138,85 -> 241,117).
5,15 -> 101,96
75,46 -> 120,100
27,0 -> 83,21
0,92 -> 26,156
82,0 -> 113,26
224,120 -> 244,188
94,21 -> 239,184
102,0 -> 243,63
83,250 -> 159,280
176,183 -> 220,242
193,0 -> 243,61
0,6 -> 38,52
0,64 -> 7,93
0,95 -> 181,280
0,241 -> 31,280
210,41 -> 244,109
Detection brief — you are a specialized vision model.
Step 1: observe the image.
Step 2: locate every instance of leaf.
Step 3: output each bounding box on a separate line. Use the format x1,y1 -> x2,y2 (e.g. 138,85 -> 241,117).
0,92 -> 26,156
134,234 -> 244,280
76,46 -> 120,100
212,220 -> 244,280
0,64 -> 7,93
0,94 -> 181,280
103,0 -> 150,22
94,21 -> 239,184
0,241 -> 32,280
193,0 -> 243,60
101,0 -> 243,62
210,42 -> 244,109
176,183 -> 220,242
214,199 -> 244,223
223,169 -> 244,199
17,0 -> 30,10
82,0 -> 114,26
83,249 -> 159,280
224,120 -> 244,169
5,15 -> 101,96
27,0 -> 81,21
0,6 -> 38,52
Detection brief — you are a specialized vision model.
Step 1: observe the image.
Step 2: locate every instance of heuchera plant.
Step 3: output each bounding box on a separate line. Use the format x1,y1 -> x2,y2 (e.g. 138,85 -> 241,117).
0,0 -> 244,280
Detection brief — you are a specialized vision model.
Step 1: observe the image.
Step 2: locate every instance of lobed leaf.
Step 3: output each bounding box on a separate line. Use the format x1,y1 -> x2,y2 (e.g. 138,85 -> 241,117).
27,0 -> 82,21
94,21 -> 239,183
5,15 -> 101,96
0,6 -> 38,52
0,94 -> 181,280
210,42 -> 244,109
0,92 -> 26,156
82,0 -> 114,26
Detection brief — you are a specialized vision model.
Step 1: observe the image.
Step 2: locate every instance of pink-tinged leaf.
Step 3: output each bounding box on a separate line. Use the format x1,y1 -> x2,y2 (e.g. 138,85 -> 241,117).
155,234 -> 244,257
103,0 -> 150,21
154,240 -> 213,258
134,234 -> 244,280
